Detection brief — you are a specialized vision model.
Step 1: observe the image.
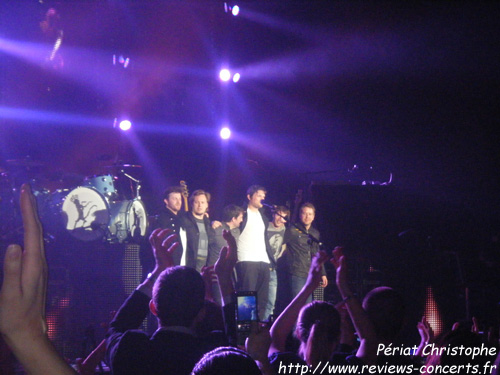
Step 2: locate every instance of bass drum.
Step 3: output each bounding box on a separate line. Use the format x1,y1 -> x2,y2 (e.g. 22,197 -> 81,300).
42,187 -> 110,242
108,199 -> 148,243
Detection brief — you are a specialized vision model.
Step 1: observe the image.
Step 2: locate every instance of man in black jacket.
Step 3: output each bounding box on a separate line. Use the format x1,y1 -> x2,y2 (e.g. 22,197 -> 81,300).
156,186 -> 185,265
283,202 -> 327,304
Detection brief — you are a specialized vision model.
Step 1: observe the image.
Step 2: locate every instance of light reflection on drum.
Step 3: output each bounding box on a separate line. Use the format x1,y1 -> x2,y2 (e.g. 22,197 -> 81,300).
129,200 -> 147,238
109,199 -> 147,243
61,187 -> 110,241
39,185 -> 148,243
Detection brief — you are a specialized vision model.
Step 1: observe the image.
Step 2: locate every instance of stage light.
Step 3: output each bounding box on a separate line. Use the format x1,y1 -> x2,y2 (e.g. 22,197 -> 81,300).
223,2 -> 240,16
424,286 -> 444,337
219,69 -> 231,82
232,72 -> 240,82
119,120 -> 132,131
220,127 -> 231,140
113,54 -> 130,68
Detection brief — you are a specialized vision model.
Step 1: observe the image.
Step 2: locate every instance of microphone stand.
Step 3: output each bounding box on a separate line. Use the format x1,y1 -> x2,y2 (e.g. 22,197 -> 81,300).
121,171 -> 141,199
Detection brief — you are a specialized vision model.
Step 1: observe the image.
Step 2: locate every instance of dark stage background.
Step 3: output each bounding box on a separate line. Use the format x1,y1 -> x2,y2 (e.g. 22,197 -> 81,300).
1,0 -> 499,359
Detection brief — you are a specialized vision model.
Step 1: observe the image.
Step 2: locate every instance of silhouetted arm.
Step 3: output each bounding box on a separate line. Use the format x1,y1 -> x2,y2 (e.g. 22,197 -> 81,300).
332,247 -> 377,365
0,184 -> 77,375
269,251 -> 329,355
214,230 -> 238,345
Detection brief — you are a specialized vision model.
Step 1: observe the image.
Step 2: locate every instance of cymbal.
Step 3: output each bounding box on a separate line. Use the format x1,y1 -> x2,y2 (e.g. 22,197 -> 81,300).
6,159 -> 45,168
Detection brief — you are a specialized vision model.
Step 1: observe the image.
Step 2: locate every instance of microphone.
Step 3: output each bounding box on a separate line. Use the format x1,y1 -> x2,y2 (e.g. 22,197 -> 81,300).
261,201 -> 277,210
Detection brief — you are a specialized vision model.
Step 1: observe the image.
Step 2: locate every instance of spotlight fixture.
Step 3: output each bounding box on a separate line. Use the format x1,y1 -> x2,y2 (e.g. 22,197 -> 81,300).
223,2 -> 240,16
220,127 -> 231,140
114,118 -> 132,131
113,54 -> 130,68
219,68 -> 231,82
219,69 -> 240,83
119,120 -> 132,131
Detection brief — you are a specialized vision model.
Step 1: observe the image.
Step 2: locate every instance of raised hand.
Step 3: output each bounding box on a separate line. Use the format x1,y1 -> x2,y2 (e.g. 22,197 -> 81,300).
305,250 -> 329,292
417,316 -> 434,344
321,275 -> 328,288
246,322 -> 271,363
335,301 -> 356,347
200,265 -> 216,301
331,246 -> 349,294
415,316 -> 435,357
246,322 -> 273,375
214,230 -> 237,304
214,229 -> 237,280
331,246 -> 376,365
0,183 -> 47,343
0,184 -> 77,374
148,228 -> 179,272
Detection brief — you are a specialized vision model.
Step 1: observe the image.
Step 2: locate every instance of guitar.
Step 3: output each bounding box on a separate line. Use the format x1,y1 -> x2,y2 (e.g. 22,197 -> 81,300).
180,180 -> 189,212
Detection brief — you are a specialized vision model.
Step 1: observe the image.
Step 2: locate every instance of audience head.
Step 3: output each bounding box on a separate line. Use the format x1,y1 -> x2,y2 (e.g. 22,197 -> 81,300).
191,346 -> 261,375
362,286 -> 405,343
152,266 -> 205,328
295,301 -> 341,366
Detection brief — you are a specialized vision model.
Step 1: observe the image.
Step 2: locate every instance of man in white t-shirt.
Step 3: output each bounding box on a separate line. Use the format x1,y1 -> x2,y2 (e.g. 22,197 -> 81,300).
236,185 -> 274,321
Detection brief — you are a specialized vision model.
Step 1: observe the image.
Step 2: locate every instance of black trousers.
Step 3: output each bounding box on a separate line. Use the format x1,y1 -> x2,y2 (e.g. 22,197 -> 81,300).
236,261 -> 270,321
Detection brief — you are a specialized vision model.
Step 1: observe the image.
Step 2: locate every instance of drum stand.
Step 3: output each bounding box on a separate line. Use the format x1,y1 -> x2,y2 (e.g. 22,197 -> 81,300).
121,172 -> 141,200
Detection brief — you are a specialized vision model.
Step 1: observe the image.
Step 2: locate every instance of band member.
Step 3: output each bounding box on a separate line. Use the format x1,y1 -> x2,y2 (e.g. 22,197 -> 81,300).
283,202 -> 327,304
264,205 -> 289,319
157,186 -> 186,265
209,204 -> 244,268
182,189 -> 217,272
208,204 -> 244,304
236,185 -> 274,321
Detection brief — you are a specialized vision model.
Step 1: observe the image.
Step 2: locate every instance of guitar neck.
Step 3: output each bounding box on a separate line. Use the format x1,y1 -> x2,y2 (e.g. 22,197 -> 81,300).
180,180 -> 189,212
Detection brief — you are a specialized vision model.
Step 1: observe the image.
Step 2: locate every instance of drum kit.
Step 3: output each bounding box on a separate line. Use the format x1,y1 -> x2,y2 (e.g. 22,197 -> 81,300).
0,158 -> 148,243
